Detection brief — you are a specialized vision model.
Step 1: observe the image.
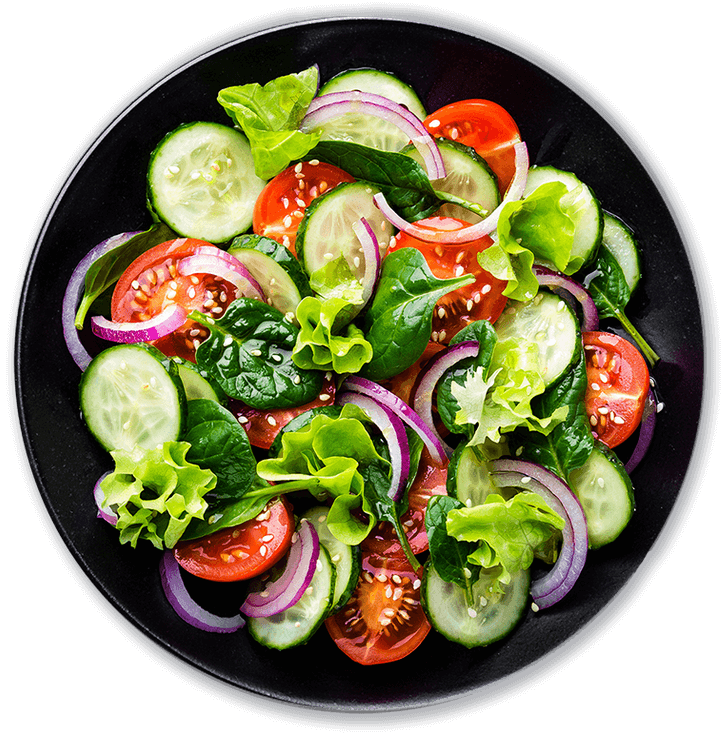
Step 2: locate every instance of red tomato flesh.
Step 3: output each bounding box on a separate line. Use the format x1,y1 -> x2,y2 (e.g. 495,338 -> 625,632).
387,216 -> 507,343
252,161 -> 354,256
583,331 -> 650,448
173,498 -> 294,583
325,549 -> 431,665
111,238 -> 236,362
424,100 -> 521,194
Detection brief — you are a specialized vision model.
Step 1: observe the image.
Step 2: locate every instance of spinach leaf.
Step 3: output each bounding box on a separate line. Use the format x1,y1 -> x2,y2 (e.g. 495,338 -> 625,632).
509,342 -> 594,479
361,248 -> 474,381
308,140 -> 441,221
585,246 -> 660,365
426,494 -> 480,589
191,298 -> 322,409
74,222 -> 177,328
182,399 -> 256,501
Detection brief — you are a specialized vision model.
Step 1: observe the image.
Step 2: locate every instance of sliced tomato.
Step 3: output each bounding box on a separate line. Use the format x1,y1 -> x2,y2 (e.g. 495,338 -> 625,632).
227,372 -> 337,450
173,498 -> 294,583
387,216 -> 507,343
424,100 -> 521,194
252,161 -> 355,256
111,238 -> 236,361
325,548 -> 431,665
583,331 -> 650,449
362,448 -> 449,557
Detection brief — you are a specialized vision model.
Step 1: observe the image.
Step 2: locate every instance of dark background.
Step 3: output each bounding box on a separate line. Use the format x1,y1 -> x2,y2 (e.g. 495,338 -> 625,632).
12,6 -> 721,729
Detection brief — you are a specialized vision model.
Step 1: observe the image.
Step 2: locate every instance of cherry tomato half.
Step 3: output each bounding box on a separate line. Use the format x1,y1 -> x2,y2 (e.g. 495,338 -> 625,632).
227,371 -> 337,450
252,161 -> 355,256
424,100 -> 521,194
173,498 -> 294,583
387,216 -> 508,343
583,331 -> 650,448
111,238 -> 236,362
325,549 -> 431,665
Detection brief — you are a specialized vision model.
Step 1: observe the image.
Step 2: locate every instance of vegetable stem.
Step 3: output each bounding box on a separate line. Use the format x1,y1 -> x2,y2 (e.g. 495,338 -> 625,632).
615,309 -> 660,366
435,190 -> 490,218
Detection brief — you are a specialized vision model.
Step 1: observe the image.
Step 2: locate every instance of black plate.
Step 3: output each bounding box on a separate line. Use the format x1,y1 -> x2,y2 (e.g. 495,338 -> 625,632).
15,18 -> 704,711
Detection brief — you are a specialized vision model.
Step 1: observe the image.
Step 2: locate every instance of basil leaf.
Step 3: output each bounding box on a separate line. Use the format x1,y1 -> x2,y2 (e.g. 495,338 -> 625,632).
361,248 -> 474,381
191,298 -> 322,409
308,140 -> 441,221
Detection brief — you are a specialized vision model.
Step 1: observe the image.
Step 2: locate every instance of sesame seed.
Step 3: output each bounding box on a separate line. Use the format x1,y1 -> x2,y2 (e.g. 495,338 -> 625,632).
238,415 -> 249,424
467,607 -> 477,618
259,546 -> 267,557
261,534 -> 274,542
267,416 -> 277,426
319,393 -> 331,401
250,349 -> 262,357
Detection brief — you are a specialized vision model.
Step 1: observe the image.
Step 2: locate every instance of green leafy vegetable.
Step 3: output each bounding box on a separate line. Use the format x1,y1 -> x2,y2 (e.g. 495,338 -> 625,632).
74,222 -> 176,328
585,247 -> 660,365
191,297 -> 322,409
292,296 -> 373,374
361,247 -> 474,381
446,493 -> 565,593
218,66 -> 321,179
99,441 -> 216,549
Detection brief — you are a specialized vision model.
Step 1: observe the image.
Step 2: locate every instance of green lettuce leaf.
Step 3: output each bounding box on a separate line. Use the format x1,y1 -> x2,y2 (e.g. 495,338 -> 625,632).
446,493 -> 565,593
99,441 -> 216,550
217,66 -> 322,179
477,181 -> 576,301
292,296 -> 373,374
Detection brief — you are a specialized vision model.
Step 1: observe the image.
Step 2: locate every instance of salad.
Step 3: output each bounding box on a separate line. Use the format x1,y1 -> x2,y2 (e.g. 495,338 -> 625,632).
61,64 -> 661,666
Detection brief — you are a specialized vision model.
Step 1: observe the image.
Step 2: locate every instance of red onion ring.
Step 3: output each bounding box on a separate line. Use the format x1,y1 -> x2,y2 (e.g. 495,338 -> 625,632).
177,252 -> 265,301
160,550 -> 245,633
61,231 -> 141,370
351,216 -> 382,308
372,142 -> 529,243
301,90 -> 446,179
341,375 -> 448,465
533,265 -> 599,331
93,472 -> 115,525
90,304 -> 187,344
240,519 -> 320,618
337,391 -> 410,501
411,341 -> 481,458
489,458 -> 588,610
624,387 -> 658,474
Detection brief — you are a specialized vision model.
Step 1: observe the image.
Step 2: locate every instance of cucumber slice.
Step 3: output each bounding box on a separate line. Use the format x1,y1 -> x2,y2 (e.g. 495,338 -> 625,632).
524,166 -> 602,272
147,122 -> 266,244
80,344 -> 186,452
228,234 -> 312,321
247,543 -> 336,650
601,212 -> 642,294
402,139 -> 500,224
301,505 -> 361,612
447,442 -> 500,507
568,444 -> 635,549
493,291 -> 579,387
314,69 -> 426,153
422,563 -> 530,648
296,181 -> 392,284
172,358 -> 225,403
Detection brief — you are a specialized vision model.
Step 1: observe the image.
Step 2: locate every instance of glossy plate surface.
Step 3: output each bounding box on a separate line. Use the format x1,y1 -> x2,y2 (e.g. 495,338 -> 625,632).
15,18 -> 704,711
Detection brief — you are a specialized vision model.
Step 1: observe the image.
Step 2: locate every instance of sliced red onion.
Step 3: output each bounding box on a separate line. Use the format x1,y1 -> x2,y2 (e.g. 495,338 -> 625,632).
533,265 -> 599,331
373,142 -> 529,243
338,391 -> 410,501
62,231 -> 141,370
93,471 -> 115,525
302,90 -> 446,180
177,251 -> 265,301
90,304 -> 187,344
341,375 -> 448,465
240,519 -> 320,618
411,341 -> 481,458
351,217 -> 382,308
624,387 -> 658,474
489,458 -> 588,610
160,550 -> 245,633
